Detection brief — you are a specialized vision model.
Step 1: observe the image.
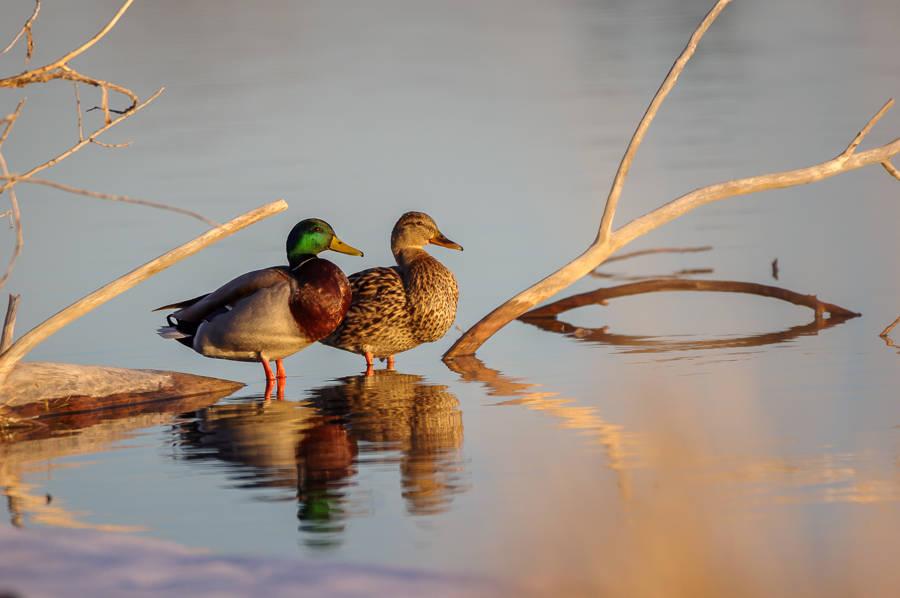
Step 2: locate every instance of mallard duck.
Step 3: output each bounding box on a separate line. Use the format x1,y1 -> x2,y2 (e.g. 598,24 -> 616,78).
320,212 -> 462,372
156,218 -> 363,386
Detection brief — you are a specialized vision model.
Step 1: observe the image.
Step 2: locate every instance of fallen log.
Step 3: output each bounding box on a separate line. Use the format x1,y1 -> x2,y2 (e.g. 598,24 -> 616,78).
1,362 -> 243,420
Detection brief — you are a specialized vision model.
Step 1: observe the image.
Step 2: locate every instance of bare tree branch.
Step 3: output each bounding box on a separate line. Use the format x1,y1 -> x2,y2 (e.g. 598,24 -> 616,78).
0,176 -> 220,226
0,0 -> 41,62
883,160 -> 900,182
0,88 -> 163,197
0,101 -> 27,291
1,294 -> 20,353
0,0 -> 133,86
442,0 -> 900,360
0,199 -> 289,388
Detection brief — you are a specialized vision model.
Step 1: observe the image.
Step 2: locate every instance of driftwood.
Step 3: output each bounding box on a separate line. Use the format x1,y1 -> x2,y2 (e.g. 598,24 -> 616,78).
443,0 -> 900,359
0,199 -> 289,387
0,361 -> 243,422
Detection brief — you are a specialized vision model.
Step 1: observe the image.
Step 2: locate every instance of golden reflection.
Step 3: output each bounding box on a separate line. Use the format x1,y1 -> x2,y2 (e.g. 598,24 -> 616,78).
174,369 -> 468,546
445,355 -> 900,509
445,356 -> 900,596
1,390 -> 229,531
446,355 -> 637,502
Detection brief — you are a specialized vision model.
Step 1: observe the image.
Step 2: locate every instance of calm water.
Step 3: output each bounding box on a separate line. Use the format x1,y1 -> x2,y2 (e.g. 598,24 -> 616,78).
3,0 -> 900,595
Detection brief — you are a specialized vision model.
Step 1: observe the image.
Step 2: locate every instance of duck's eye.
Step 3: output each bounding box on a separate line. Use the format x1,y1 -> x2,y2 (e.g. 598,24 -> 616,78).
312,227 -> 322,233
415,221 -> 424,227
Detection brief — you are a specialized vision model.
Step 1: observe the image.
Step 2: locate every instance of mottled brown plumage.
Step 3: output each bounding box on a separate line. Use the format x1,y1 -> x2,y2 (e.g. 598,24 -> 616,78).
320,212 -> 462,370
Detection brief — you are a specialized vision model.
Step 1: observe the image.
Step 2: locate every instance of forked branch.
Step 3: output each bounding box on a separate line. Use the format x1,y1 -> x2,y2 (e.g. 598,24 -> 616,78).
443,0 -> 900,359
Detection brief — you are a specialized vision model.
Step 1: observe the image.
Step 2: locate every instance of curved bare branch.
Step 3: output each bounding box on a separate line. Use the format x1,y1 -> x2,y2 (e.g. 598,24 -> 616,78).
442,0 -> 899,360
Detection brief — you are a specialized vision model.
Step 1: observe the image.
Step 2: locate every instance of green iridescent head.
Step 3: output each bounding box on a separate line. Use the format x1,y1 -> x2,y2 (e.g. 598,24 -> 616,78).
286,218 -> 363,268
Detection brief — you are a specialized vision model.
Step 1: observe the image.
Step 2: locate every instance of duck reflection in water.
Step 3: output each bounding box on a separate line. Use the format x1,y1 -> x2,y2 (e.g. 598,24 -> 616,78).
173,369 -> 467,547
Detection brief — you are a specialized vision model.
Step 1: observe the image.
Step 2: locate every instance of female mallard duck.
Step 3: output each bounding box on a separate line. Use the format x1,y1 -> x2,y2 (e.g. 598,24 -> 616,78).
156,218 -> 363,385
320,212 -> 462,372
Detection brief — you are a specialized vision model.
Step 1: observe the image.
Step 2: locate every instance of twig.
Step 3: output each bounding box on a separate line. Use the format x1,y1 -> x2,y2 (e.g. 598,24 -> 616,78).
0,88 -> 163,196
521,279 -> 861,319
1,294 -> 20,354
75,83 -> 83,142
0,176 -> 220,226
0,199 -> 289,388
0,0 -> 41,61
442,0 -> 900,359
0,101 -> 25,291
840,100 -> 894,158
881,316 -> 900,338
601,246 -> 713,264
883,160 -> 900,181
0,1 -> 139,112
90,139 -> 131,148
0,0 -> 133,85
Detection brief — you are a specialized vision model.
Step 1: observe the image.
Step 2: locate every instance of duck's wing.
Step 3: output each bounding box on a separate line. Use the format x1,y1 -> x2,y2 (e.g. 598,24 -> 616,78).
152,293 -> 209,312
158,267 -> 290,322
346,266 -> 405,312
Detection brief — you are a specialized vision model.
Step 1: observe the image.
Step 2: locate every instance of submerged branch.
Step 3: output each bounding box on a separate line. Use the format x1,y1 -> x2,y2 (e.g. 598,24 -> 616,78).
0,199 -> 289,387
522,279 -> 861,320
880,316 -> 900,351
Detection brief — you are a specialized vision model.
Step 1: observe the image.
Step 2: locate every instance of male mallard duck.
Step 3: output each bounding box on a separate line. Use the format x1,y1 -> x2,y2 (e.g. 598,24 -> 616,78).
156,218 -> 363,386
320,212 -> 462,372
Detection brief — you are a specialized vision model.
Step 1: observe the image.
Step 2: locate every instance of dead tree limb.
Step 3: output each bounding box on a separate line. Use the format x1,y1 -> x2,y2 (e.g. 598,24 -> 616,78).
521,279 -> 861,320
0,199 -> 289,387
0,0 -> 40,62
0,101 -> 26,290
0,0 -> 138,120
1,294 -> 20,353
0,176 -> 220,227
443,0 -> 899,359
0,88 -> 163,197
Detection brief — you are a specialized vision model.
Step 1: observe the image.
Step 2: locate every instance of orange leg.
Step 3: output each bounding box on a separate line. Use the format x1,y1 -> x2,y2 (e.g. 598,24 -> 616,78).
365,351 -> 374,366
275,359 -> 287,380
386,355 -> 395,370
260,358 -> 276,382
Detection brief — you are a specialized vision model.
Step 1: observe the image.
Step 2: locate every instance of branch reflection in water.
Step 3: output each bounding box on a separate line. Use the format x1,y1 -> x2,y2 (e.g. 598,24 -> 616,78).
1,389 -> 232,531
172,370 -> 469,548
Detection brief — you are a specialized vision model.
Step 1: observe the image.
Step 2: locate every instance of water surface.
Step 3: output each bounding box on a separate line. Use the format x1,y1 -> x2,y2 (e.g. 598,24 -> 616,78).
3,0 -> 900,595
